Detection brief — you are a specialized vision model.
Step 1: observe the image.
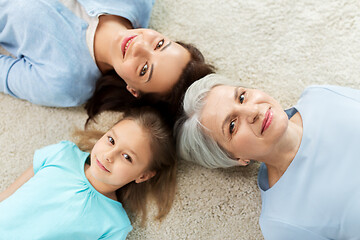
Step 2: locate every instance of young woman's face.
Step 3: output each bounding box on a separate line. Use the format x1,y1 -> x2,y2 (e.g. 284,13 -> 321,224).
200,85 -> 289,161
110,28 -> 191,97
88,119 -> 154,191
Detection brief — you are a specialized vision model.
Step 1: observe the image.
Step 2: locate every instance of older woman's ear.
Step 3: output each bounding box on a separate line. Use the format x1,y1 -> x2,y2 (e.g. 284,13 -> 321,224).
237,159 -> 251,166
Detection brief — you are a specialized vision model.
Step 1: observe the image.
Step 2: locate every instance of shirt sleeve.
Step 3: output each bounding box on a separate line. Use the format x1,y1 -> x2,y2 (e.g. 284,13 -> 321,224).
0,0 -> 97,107
260,218 -> 329,240
305,85 -> 360,103
33,141 -> 71,174
99,225 -> 132,240
0,53 -> 87,107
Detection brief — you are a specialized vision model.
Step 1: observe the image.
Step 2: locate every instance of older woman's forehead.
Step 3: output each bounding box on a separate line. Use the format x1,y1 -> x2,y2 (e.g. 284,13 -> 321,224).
200,86 -> 234,137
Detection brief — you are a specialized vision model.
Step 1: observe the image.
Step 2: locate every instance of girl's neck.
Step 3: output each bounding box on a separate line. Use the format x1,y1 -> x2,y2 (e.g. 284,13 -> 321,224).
94,15 -> 133,73
84,163 -> 118,201
264,112 -> 303,187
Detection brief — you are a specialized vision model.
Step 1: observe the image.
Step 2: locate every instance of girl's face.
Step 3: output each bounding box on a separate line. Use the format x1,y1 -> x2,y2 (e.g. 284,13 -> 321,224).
110,28 -> 191,97
87,119 -> 155,194
200,85 -> 289,162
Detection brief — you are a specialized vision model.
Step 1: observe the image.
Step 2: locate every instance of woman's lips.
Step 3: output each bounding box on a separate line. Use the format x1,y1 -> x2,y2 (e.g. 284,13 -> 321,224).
261,108 -> 273,134
121,35 -> 137,58
96,159 -> 110,172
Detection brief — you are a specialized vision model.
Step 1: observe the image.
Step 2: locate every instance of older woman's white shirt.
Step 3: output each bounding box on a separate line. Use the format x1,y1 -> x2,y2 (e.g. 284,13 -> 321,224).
258,85 -> 360,240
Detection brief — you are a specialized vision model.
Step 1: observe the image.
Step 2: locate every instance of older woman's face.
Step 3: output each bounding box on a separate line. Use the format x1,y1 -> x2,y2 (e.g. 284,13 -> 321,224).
200,85 -> 289,161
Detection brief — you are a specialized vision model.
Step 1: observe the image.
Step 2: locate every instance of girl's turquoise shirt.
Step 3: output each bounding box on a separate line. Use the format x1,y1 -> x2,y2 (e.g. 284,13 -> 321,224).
0,141 -> 132,239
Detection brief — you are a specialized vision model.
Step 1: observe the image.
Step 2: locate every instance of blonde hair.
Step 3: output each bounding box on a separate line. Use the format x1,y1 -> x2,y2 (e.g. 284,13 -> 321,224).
76,106 -> 177,224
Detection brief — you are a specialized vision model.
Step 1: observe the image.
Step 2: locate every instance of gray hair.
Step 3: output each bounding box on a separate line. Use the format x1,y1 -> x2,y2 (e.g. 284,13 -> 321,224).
175,74 -> 243,168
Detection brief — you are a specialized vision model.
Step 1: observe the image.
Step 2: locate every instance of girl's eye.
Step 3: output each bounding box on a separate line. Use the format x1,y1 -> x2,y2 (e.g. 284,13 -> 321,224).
140,63 -> 148,76
229,120 -> 236,134
108,136 -> 115,145
239,92 -> 245,104
156,39 -> 164,49
122,153 -> 132,163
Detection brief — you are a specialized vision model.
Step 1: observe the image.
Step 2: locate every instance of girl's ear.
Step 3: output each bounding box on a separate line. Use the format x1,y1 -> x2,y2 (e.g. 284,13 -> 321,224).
237,158 -> 251,166
135,171 -> 156,184
126,85 -> 139,98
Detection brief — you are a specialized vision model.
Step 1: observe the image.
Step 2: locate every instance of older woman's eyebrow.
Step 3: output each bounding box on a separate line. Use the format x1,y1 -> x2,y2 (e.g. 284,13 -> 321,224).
222,114 -> 232,137
221,87 -> 240,137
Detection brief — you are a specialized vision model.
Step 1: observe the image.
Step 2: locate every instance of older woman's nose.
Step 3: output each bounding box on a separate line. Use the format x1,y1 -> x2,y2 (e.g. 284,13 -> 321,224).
240,105 -> 259,123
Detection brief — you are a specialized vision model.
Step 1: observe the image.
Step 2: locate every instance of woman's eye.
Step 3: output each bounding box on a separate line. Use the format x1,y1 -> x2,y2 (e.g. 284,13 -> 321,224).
122,153 -> 132,163
239,92 -> 245,104
108,136 -> 115,145
156,39 -> 164,49
229,120 -> 236,134
140,63 -> 148,76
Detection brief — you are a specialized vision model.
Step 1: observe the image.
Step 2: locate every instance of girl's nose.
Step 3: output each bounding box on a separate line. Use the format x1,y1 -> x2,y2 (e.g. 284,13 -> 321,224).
104,151 -> 114,163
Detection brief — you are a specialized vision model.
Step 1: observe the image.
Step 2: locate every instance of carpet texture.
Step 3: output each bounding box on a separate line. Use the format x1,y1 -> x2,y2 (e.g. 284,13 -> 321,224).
1,0 -> 360,239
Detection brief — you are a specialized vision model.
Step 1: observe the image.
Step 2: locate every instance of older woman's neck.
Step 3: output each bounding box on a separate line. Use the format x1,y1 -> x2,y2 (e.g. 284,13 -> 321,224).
94,15 -> 133,73
264,112 -> 303,187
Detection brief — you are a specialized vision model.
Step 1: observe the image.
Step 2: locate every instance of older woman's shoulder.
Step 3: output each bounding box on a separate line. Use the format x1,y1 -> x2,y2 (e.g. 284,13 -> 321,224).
301,85 -> 360,103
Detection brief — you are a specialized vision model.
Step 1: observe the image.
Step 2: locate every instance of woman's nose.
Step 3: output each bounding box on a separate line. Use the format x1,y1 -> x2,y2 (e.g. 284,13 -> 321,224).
132,38 -> 151,58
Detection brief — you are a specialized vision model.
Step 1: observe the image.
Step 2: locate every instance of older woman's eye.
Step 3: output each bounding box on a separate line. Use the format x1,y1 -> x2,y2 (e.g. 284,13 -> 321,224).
140,63 -> 148,76
122,153 -> 132,163
239,92 -> 246,104
156,39 -> 164,49
108,136 -> 115,145
229,120 -> 236,134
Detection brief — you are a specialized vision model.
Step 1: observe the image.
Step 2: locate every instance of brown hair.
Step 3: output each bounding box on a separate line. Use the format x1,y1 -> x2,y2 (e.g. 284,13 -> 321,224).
76,106 -> 177,224
84,42 -> 215,126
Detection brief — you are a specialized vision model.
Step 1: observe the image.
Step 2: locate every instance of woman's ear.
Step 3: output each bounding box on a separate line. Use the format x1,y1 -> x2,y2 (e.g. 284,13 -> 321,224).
135,171 -> 156,184
126,85 -> 139,98
237,158 -> 251,166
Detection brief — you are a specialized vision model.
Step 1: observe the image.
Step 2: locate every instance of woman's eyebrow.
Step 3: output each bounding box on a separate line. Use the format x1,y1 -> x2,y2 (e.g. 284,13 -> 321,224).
146,42 -> 172,83
161,41 -> 172,52
145,64 -> 154,83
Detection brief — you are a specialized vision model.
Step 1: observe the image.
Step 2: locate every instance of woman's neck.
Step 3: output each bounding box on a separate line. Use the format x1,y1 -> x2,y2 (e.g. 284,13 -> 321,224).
94,15 -> 133,73
264,112 -> 303,187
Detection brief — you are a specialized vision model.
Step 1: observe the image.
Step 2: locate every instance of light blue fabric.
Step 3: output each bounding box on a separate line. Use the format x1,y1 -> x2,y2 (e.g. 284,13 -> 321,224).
0,0 -> 154,107
258,85 -> 360,240
0,141 -> 132,240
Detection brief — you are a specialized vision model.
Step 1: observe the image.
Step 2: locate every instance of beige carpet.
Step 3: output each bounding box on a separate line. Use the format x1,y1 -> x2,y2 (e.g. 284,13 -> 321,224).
1,0 -> 360,239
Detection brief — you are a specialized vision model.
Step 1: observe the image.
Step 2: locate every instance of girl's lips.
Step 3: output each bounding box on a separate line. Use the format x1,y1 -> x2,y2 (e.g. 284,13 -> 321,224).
96,159 -> 110,172
261,108 -> 273,134
121,35 -> 137,58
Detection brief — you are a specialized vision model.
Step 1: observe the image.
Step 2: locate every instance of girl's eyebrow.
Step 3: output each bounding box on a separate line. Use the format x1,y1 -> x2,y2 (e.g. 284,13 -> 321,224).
110,128 -> 139,161
109,128 -> 118,139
